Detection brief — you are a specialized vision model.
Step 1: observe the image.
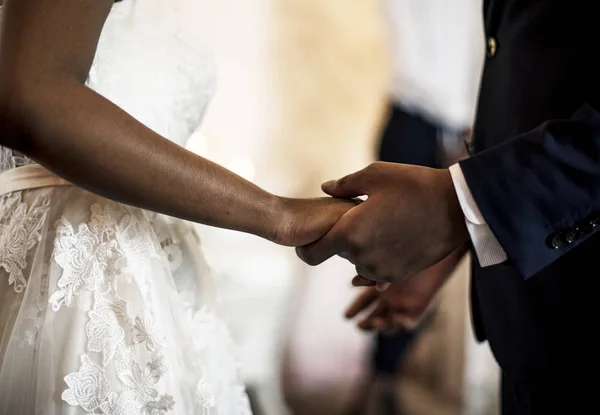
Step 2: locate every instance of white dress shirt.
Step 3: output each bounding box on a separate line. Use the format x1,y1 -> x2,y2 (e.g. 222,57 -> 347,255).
449,164 -> 508,266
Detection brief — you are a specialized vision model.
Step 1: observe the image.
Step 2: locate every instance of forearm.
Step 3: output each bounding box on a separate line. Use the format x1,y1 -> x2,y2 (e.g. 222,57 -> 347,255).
2,78 -> 279,240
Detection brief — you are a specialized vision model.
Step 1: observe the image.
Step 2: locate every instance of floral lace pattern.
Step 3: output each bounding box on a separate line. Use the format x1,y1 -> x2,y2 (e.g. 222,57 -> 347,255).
0,193 -> 50,293
0,147 -> 35,174
196,377 -> 216,413
51,204 -> 179,414
50,205 -> 122,310
45,203 -> 252,414
132,312 -> 167,352
0,192 -> 251,413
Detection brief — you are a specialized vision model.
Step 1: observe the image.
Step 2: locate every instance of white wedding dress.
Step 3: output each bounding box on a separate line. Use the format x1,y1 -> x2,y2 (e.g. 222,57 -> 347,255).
0,1 -> 253,414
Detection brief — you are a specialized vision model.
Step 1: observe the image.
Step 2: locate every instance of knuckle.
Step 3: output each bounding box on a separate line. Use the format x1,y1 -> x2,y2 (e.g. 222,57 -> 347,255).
364,162 -> 380,175
355,265 -> 372,279
365,162 -> 385,177
356,262 -> 381,280
336,175 -> 350,188
372,268 -> 392,283
346,223 -> 373,252
365,261 -> 391,282
344,231 -> 364,253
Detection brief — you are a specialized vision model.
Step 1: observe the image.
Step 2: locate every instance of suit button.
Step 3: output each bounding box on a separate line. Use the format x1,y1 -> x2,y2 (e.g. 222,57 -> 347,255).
546,232 -> 564,249
487,37 -> 497,57
577,222 -> 593,235
564,229 -> 579,244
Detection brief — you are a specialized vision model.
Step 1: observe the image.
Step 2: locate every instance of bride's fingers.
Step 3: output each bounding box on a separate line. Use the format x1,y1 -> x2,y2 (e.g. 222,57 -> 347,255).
345,287 -> 378,318
351,275 -> 375,287
296,225 -> 343,266
351,276 -> 390,291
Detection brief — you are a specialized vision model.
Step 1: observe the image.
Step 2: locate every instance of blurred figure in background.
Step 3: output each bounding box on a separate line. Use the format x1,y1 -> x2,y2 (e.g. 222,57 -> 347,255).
344,0 -> 483,413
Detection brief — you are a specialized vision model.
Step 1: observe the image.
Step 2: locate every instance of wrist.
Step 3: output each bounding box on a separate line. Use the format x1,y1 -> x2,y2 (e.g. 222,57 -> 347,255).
261,194 -> 286,243
438,168 -> 470,247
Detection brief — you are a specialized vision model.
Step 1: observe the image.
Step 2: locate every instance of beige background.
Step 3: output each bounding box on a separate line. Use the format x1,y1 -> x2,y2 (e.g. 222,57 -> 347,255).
189,0 -> 499,414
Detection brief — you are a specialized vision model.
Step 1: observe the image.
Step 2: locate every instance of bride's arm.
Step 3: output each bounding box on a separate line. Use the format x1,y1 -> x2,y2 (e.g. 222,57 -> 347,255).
0,0 -> 353,246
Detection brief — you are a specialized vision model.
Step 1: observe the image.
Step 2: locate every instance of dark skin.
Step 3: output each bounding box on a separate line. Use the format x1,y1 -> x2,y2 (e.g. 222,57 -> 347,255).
294,162 -> 470,331
345,244 -> 468,333
0,0 -> 355,246
297,162 -> 469,283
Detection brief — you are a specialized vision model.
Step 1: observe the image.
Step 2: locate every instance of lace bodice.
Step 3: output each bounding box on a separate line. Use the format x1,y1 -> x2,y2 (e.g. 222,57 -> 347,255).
0,0 -> 217,172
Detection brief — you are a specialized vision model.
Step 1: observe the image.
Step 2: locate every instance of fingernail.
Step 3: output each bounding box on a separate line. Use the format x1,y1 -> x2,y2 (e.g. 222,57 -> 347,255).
376,283 -> 391,292
322,180 -> 336,187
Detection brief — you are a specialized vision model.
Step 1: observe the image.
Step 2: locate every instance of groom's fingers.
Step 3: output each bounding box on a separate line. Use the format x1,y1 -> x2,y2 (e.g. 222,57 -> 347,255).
358,303 -> 387,330
321,167 -> 371,199
351,276 -> 375,287
376,282 -> 391,291
392,314 -> 419,331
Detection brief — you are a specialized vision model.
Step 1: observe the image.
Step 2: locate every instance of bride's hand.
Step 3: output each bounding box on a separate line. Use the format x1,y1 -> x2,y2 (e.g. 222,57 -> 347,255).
273,197 -> 359,247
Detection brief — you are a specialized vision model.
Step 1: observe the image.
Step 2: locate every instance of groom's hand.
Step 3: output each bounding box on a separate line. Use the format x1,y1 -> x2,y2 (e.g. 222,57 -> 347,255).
296,162 -> 469,283
345,245 -> 467,333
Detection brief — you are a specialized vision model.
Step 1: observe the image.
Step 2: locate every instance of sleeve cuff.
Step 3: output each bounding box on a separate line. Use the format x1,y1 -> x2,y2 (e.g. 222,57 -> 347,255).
449,164 -> 508,267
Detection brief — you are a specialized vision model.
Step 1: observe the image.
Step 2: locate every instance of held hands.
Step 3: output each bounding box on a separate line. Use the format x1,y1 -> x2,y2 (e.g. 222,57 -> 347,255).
287,162 -> 470,333
296,162 -> 470,284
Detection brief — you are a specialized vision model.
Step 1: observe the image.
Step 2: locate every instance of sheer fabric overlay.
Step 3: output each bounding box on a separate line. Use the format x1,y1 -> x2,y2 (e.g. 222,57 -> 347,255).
0,188 -> 251,414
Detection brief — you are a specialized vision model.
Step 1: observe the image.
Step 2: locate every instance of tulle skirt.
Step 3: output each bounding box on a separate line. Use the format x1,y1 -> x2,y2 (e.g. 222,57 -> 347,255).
0,165 -> 252,414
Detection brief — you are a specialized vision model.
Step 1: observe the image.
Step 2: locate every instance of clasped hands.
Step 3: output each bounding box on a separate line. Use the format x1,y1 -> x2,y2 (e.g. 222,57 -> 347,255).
295,162 -> 470,333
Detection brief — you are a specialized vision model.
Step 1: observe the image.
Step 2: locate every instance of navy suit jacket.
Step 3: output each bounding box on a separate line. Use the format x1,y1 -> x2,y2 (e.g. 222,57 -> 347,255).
460,0 -> 599,390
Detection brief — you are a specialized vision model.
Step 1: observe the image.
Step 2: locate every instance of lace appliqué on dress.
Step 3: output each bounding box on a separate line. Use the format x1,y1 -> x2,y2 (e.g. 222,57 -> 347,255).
196,377 -> 216,414
0,192 -> 50,293
51,204 -> 176,414
50,205 -> 122,311
47,202 -> 249,414
0,147 -> 35,173
132,311 -> 167,352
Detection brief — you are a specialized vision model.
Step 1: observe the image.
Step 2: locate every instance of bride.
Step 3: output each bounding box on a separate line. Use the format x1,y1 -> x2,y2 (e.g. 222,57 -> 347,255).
0,0 -> 354,413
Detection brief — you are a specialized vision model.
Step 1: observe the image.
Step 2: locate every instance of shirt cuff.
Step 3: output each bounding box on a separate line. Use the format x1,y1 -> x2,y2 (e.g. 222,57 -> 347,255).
449,164 -> 508,266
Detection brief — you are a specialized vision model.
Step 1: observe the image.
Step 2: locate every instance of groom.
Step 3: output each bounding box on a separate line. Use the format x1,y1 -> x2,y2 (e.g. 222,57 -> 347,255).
298,1 -> 599,414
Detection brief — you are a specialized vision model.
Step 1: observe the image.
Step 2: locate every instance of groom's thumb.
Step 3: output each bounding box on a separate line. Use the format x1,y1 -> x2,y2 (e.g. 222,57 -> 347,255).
322,167 -> 371,198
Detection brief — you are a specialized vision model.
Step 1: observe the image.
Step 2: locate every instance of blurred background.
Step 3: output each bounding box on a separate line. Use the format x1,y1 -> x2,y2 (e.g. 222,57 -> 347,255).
187,0 -> 500,414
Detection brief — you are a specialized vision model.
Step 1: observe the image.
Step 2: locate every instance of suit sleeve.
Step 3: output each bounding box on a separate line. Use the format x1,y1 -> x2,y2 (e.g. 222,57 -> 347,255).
458,104 -> 600,279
